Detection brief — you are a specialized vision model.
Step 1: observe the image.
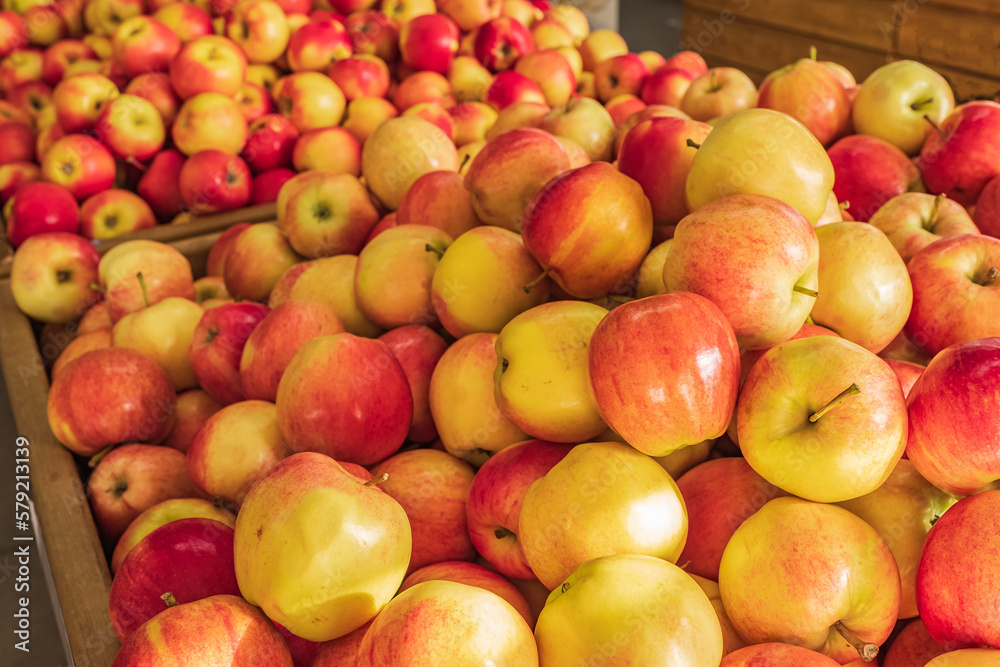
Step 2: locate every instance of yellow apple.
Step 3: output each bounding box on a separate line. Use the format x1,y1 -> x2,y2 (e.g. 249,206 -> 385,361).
111,296 -> 203,391
271,256 -> 383,338
689,574 -> 747,656
634,238 -> 672,298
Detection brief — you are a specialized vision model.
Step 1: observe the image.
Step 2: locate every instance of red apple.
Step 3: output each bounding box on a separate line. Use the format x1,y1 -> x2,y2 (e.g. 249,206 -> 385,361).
51,71 -> 119,133
641,66 -> 695,107
109,518 -> 239,642
275,333 -> 412,465
663,50 -> 708,77
94,94 -> 166,163
111,595 -> 293,666
172,92 -> 248,156
0,10 -> 27,59
399,560 -> 533,626
867,192 -> 980,263
40,133 -> 116,201
4,181 -> 78,247
233,81 -> 274,122
88,443 -> 197,543
884,620 -> 947,667
513,48 -> 576,107
162,389 -> 223,454
393,69 -> 454,111
111,15 -> 181,80
484,70 -> 546,110
327,54 -> 390,100
975,174 -> 1000,238
241,113 -> 299,174
42,39 -> 97,84
206,223 -> 250,277
223,222 -> 302,302
588,292 -> 740,457
251,168 -> 295,205
79,189 -> 156,240
345,9 -> 400,63
593,53 -> 649,102
829,134 -> 923,222
137,149 -> 185,219
0,160 -> 39,202
922,101 -> 1000,209
270,70 -> 347,131
400,13 -> 459,74
465,439 -> 573,579
917,490 -> 1000,649
475,16 -> 533,72
286,18 -> 352,72
189,302 -> 271,406
124,72 -> 181,127
0,120 -> 33,166
239,301 -> 345,402
377,324 -> 448,443
757,53 -> 851,147
169,35 -> 247,100
179,150 -> 252,214
153,2 -> 214,43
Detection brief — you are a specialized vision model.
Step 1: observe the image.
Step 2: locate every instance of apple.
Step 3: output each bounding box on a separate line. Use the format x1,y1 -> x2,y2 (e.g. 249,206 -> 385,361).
400,12 -> 459,74
7,80 -> 52,121
93,95 -> 166,165
78,189 -> 154,241
124,72 -> 181,128
429,332 -> 529,465
485,99 -> 549,138
603,93 -> 646,129
0,48 -> 42,95
0,10 -> 26,58
327,54 -> 390,100
593,53 -> 649,102
377,324 -> 448,443
285,18 -> 352,72
431,225 -> 549,339
111,15 -> 180,80
925,650 -> 1000,666
720,497 -> 900,662
187,400 -> 292,507
271,70 -> 348,133
99,240 -> 196,322
904,234 -> 1000,357
361,115 -> 459,210
463,127 -> 570,232
906,337 -> 1000,496
465,439 -> 572,580
188,301 -> 269,406
88,443 -> 197,543
137,150 -> 185,219
449,101 -> 497,146
641,66 -> 695,107
680,67 -> 758,122
529,17 -> 572,50
828,134 -> 923,222
278,171 -> 378,257
868,193 -> 979,263
233,82 -> 273,123
9,231 -> 100,325
41,40 -> 97,85
291,126 -> 361,175
588,292 -> 739,456
111,295 -> 203,391
392,69 -> 454,111
239,301 -> 345,402
617,115 -> 712,227
4,181 -> 79,247
162,390 -> 223,454
853,60 -> 955,155
51,71 -> 118,133
109,518 -> 239,642
172,92 -> 248,156
399,560 -> 532,626
169,34 -> 247,100
234,452 -> 411,640
51,329 -> 113,380
0,161 -> 39,202
721,644 -> 841,666
205,223 -> 250,278
371,449 -> 476,573
686,108 -> 834,224
249,169 -> 292,205
448,54 -> 493,103
975,174 -> 1000,238
179,150 -> 252,214
522,162 -> 652,298
111,595 -> 293,666
519,441 -> 687,589
153,2 -> 214,43
577,28 -> 625,71
39,133 -> 116,201
241,113 -> 299,174
78,301 -> 114,334
917,490 -> 1000,649
223,223 -> 302,302
535,554 -> 722,664
676,457 -> 789,581
474,16 -> 532,72
538,95 -> 615,162
438,0 -> 501,32
545,3 -> 588,46
484,70 -> 546,110
757,51 -> 851,146
344,9 -> 399,63
110,497 -> 235,574
224,0 -> 290,65
884,619 -> 947,667
920,100 -> 1000,207
0,120 -> 33,166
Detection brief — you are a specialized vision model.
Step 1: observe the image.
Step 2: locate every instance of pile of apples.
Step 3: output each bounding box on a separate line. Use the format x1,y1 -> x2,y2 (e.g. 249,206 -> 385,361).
6,0 -> 1000,665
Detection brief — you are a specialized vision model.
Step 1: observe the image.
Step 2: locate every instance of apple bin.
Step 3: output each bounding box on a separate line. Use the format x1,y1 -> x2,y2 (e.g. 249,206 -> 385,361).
4,0 -> 1000,664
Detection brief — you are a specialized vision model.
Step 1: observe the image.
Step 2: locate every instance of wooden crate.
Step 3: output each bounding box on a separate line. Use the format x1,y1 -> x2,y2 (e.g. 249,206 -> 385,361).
0,202 -> 277,281
682,0 -> 1000,102
0,231 -> 233,667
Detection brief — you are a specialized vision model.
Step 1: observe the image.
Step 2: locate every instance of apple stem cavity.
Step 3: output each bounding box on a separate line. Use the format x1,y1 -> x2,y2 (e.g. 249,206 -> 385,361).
364,473 -> 389,488
809,384 -> 860,423
56,269 -> 72,283
975,266 -> 999,287
923,114 -> 947,138
494,526 -> 514,540
88,444 -> 115,468
793,285 -> 820,298
136,272 -> 150,308
833,620 -> 879,662
424,243 -> 444,260
523,267 -> 552,294
160,592 -> 179,608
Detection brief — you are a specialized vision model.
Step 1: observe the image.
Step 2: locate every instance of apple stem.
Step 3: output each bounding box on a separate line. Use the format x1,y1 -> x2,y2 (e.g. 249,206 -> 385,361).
459,152 -> 471,172
160,592 -> 179,608
975,266 -> 999,287
88,282 -> 106,293
809,45 -> 818,60
523,267 -> 552,294
709,69 -> 718,91
136,272 -> 150,308
364,473 -> 389,488
560,582 -> 571,593
125,156 -> 147,172
923,114 -> 947,138
833,621 -> 879,662
839,200 -> 850,211
793,285 -> 820,298
424,243 -> 444,260
928,193 -> 946,227
686,138 -> 701,149
88,444 -> 115,468
809,384 -> 860,423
